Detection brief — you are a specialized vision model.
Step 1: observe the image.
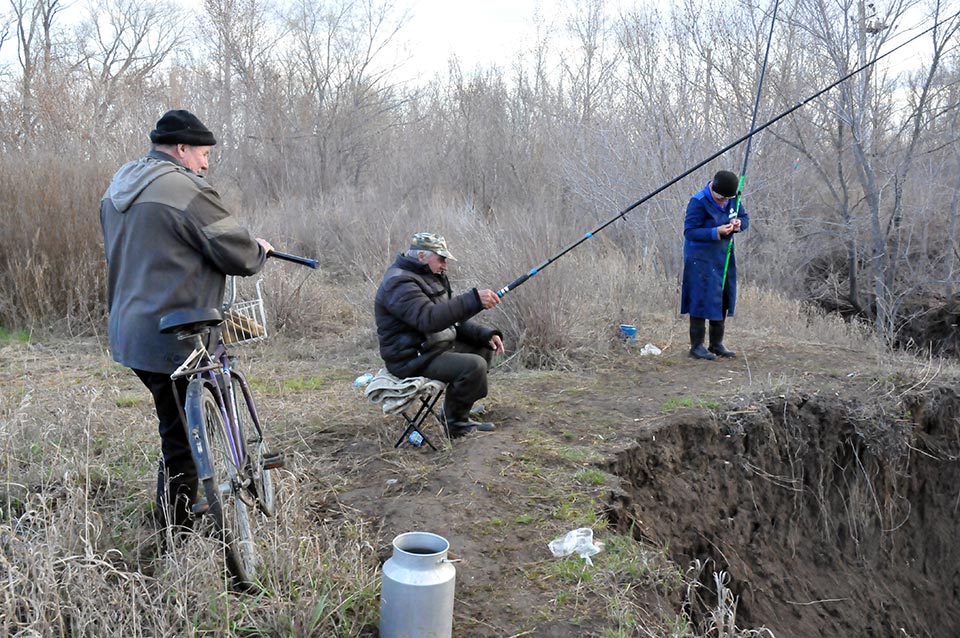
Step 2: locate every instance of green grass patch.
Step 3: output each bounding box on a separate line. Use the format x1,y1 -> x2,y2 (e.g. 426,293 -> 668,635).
249,368 -> 359,395
551,495 -> 607,527
573,468 -> 608,486
0,327 -> 31,344
280,375 -> 329,392
556,446 -> 605,464
115,393 -> 147,408
660,396 -> 722,412
478,516 -> 507,535
252,375 -> 328,394
547,556 -> 594,585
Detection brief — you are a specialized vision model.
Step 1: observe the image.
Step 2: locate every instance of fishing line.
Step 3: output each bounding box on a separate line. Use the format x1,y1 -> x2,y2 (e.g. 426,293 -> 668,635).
721,0 -> 781,288
495,8 -> 960,298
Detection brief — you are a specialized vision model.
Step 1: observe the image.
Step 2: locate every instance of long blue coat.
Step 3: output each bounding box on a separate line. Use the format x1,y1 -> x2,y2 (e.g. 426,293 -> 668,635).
680,183 -> 749,321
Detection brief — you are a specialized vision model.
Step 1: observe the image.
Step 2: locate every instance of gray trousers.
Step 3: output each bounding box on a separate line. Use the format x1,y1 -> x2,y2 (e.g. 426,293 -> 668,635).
421,341 -> 493,422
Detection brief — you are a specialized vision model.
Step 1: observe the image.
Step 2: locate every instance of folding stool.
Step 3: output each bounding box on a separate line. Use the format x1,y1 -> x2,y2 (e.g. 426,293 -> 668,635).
364,370 -> 449,450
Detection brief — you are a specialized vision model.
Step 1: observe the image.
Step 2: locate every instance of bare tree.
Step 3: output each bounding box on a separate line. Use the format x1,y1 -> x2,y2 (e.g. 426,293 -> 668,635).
943,70 -> 960,295
282,0 -> 407,194
77,0 -> 185,142
560,0 -> 619,125
9,0 -> 66,141
201,0 -> 281,150
885,1 -> 960,300
0,8 -> 12,60
778,0 -> 931,335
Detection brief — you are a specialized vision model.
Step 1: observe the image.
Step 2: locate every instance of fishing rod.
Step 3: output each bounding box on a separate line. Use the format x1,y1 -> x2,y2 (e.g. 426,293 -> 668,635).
495,9 -> 959,299
721,0 -> 782,289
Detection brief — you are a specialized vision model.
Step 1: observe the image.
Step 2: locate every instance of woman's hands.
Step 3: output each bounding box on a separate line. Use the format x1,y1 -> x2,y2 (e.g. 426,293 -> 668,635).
718,218 -> 742,237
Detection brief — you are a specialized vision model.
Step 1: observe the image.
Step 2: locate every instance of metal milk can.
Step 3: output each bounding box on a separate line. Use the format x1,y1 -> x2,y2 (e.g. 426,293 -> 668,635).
379,531 -> 457,638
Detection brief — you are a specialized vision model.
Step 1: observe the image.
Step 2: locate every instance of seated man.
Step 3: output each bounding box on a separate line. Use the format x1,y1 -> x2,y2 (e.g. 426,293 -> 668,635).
374,232 -> 506,435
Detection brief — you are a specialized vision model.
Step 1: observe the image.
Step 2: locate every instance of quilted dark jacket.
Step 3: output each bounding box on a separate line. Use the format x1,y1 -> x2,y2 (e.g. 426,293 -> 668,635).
374,254 -> 500,378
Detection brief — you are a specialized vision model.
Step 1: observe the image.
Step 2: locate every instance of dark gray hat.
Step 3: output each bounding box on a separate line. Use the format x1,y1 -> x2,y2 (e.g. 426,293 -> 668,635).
712,170 -> 739,198
150,109 -> 217,146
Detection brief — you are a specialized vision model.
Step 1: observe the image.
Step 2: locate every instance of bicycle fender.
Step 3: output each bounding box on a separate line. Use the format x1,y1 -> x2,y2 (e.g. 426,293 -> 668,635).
184,380 -> 216,481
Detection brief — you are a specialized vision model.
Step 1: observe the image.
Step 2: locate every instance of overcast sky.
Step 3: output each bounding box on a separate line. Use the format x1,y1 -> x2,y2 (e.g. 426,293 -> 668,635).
405,0 -> 541,65
396,0 -> 563,81
388,0 -> 934,84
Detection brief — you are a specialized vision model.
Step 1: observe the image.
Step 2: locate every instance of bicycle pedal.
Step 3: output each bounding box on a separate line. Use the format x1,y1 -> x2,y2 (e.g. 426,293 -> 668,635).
263,452 -> 285,470
237,488 -> 257,508
192,499 -> 210,515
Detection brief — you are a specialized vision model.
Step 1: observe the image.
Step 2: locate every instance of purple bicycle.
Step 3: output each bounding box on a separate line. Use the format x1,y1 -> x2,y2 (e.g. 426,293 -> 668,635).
159,251 -> 317,588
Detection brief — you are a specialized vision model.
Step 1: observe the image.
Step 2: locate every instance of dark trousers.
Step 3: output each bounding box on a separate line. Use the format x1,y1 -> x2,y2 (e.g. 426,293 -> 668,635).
689,317 -> 727,347
421,341 -> 493,422
690,285 -> 732,346
133,369 -> 197,531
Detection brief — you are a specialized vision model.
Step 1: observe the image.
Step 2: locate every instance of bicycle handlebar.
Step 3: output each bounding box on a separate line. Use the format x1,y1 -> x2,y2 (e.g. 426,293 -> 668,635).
268,250 -> 319,269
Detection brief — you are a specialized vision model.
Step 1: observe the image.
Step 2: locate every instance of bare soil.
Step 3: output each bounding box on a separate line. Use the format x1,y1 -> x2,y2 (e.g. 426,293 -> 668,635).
328,337 -> 960,637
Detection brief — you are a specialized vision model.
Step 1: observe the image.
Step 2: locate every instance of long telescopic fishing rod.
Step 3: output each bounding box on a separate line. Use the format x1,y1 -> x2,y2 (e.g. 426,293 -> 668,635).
495,9 -> 959,299
721,0 -> 781,289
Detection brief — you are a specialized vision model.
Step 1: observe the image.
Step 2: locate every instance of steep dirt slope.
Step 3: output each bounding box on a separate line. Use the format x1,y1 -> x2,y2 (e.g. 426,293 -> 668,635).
608,388 -> 960,638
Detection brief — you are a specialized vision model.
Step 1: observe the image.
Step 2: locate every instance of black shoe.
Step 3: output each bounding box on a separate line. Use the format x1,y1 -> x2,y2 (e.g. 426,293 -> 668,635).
447,419 -> 496,435
708,343 -> 736,358
689,343 -> 716,360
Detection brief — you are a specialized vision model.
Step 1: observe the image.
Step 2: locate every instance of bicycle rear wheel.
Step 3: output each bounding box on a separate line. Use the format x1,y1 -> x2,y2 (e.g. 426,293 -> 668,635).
198,387 -> 257,588
231,377 -> 277,517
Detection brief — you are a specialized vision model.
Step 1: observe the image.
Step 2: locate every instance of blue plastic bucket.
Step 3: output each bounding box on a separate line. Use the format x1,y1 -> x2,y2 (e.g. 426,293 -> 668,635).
618,324 -> 637,342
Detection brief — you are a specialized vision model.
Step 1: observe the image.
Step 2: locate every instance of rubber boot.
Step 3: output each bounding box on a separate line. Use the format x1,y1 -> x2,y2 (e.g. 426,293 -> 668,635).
445,408 -> 496,437
689,317 -> 716,360
708,320 -> 736,358
447,418 -> 496,434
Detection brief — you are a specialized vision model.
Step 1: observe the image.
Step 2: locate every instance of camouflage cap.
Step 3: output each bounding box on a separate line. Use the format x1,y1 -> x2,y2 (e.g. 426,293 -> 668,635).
410,232 -> 457,261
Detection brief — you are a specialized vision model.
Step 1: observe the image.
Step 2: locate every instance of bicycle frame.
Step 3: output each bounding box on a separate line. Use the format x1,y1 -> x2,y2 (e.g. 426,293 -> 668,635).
174,340 -> 263,484
160,253 -> 314,589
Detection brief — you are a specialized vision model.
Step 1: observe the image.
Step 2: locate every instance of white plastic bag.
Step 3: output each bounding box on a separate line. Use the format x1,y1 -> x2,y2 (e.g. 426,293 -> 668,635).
640,343 -> 662,356
548,527 -> 604,565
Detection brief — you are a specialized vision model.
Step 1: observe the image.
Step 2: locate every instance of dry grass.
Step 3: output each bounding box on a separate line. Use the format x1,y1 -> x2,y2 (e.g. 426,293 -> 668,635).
3,320 -> 950,636
0,156 -> 111,334
0,331 -> 762,637
254,195 -> 883,370
0,342 -> 387,637
0,148 -> 890,376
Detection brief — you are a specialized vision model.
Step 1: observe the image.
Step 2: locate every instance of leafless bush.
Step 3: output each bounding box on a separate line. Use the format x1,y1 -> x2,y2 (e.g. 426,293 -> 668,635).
0,154 -> 110,334
0,0 -> 956,362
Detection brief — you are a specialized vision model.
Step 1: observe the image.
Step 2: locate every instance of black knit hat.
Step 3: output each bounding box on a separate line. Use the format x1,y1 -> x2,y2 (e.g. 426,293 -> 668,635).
712,170 -> 739,198
150,109 -> 217,146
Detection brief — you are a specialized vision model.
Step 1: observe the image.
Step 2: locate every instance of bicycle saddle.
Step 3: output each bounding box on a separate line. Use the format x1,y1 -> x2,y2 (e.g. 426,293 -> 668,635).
159,308 -> 224,334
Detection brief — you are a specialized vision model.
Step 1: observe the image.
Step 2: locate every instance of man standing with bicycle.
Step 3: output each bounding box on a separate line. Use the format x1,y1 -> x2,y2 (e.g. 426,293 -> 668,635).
375,232 -> 505,436
100,109 -> 273,535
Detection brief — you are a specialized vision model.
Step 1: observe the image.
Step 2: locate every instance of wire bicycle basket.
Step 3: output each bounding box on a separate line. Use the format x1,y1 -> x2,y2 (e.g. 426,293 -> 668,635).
222,278 -> 267,346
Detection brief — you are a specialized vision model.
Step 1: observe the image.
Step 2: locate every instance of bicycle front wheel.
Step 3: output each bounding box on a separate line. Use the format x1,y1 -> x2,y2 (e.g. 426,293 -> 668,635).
231,377 -> 277,517
198,386 -> 257,588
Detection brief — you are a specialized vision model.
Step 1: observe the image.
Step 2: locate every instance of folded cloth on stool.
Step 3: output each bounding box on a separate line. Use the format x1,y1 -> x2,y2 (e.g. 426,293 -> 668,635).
364,369 -> 446,416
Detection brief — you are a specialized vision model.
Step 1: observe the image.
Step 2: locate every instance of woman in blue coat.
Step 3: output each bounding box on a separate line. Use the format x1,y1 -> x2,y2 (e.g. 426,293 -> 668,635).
680,170 -> 749,360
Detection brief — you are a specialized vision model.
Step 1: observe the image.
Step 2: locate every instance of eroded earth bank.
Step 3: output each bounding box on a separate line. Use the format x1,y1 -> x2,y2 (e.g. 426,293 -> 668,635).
608,385 -> 960,638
